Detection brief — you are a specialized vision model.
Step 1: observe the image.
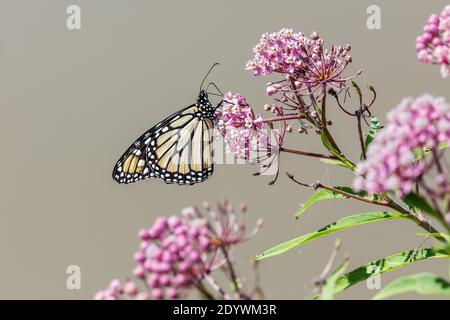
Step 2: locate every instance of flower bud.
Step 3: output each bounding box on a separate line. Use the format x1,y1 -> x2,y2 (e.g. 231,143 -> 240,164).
123,280 -> 139,296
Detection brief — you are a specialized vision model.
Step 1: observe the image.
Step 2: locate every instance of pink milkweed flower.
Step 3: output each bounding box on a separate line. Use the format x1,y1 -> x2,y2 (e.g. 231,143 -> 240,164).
96,201 -> 263,300
215,92 -> 269,159
416,6 -> 450,77
94,279 -> 122,300
246,29 -> 361,98
201,200 -> 264,246
354,94 -> 450,197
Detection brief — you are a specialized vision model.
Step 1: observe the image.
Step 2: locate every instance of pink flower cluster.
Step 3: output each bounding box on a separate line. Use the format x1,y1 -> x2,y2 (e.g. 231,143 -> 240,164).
95,201 -> 262,300
131,211 -> 214,300
216,92 -> 268,158
354,94 -> 450,196
246,29 -> 356,96
416,6 -> 450,77
94,279 -> 148,300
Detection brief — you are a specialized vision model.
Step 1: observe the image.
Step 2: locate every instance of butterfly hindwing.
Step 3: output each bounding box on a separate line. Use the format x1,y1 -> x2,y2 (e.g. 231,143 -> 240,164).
112,129 -> 155,184
112,104 -> 195,184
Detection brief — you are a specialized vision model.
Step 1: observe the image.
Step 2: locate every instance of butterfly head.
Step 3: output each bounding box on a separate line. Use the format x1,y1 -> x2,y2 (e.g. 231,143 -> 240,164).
195,90 -> 216,119
197,90 -> 212,107
197,89 -> 209,103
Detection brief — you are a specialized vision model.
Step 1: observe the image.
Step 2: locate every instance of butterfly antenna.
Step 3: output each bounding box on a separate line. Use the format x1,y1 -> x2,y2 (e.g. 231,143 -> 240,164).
206,92 -> 223,97
206,82 -> 223,96
200,63 -> 220,92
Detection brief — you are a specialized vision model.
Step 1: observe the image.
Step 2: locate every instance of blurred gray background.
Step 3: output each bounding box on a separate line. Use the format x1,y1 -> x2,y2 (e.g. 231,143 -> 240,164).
0,0 -> 449,299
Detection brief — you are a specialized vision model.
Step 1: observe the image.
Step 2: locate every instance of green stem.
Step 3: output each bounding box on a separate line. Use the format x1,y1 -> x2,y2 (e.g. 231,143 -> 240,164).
195,282 -> 216,300
385,198 -> 447,243
357,115 -> 367,160
320,84 -> 341,153
221,246 -> 250,300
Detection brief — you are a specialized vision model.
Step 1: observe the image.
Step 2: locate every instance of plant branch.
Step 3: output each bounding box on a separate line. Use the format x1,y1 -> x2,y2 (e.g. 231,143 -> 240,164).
314,239 -> 343,293
286,172 -> 390,206
263,115 -> 305,123
357,114 -> 367,160
195,282 -> 216,300
280,147 -> 338,160
204,275 -> 231,300
286,172 -> 447,243
220,246 -> 249,300
383,198 -> 448,243
289,78 -> 320,128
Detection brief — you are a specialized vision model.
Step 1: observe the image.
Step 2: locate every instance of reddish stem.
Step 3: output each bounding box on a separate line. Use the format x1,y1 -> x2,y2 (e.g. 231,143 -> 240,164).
280,147 -> 338,160
263,115 -> 305,123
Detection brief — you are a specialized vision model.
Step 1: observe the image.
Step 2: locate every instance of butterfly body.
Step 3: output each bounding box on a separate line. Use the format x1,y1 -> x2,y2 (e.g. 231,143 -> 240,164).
112,90 -> 217,186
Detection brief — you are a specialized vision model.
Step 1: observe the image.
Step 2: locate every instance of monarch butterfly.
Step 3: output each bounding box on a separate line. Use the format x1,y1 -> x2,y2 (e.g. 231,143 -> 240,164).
112,64 -> 222,185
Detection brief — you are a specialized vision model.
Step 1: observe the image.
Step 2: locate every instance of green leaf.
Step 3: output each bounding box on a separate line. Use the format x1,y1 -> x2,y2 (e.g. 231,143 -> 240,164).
413,142 -> 449,160
432,241 -> 450,255
372,273 -> 450,300
403,192 -> 439,219
256,211 -> 410,261
320,258 -> 349,300
364,116 -> 381,149
319,158 -> 347,168
333,248 -> 450,295
294,186 -> 369,219
416,232 -> 450,242
320,131 -> 356,170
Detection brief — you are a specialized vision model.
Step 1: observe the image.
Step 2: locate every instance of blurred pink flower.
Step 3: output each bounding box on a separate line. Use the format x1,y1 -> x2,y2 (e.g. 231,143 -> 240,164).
132,213 -> 213,300
354,94 -> 450,196
95,279 -> 142,300
416,6 -> 450,77
95,201 -> 262,300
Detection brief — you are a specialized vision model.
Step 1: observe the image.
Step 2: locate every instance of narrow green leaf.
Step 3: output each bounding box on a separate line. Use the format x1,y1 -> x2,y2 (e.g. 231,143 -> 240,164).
364,116 -> 381,149
333,248 -> 450,294
256,211 -> 410,261
320,258 -> 349,300
433,241 -> 450,255
295,186 -> 369,219
319,158 -> 347,168
403,192 -> 439,219
416,232 -> 450,241
373,273 -> 450,300
320,131 -> 356,170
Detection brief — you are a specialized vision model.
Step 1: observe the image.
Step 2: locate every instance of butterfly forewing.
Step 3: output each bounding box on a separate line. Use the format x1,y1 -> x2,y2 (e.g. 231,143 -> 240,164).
112,90 -> 217,186
147,94 -> 215,185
